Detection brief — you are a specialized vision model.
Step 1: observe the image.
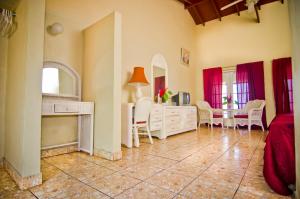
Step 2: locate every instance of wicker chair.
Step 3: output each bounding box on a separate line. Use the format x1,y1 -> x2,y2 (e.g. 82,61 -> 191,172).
233,100 -> 265,131
196,101 -> 223,128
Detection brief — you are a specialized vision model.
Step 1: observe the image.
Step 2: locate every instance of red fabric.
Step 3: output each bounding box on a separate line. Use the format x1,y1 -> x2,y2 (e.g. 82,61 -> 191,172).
264,113 -> 295,195
203,67 -> 222,108
213,114 -> 223,118
155,76 -> 166,96
236,61 -> 267,128
272,57 -> 293,115
234,114 -> 248,118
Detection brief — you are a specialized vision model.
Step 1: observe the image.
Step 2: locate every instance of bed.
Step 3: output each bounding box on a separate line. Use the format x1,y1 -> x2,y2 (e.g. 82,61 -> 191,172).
263,113 -> 295,195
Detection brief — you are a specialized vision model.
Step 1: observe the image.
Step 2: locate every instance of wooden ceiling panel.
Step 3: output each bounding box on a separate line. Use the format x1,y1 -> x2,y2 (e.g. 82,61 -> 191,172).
180,0 -> 282,25
195,2 -> 219,22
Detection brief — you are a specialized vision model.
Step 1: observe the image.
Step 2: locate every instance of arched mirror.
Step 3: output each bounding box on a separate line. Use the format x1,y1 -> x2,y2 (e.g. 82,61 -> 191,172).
42,61 -> 81,98
150,54 -> 168,102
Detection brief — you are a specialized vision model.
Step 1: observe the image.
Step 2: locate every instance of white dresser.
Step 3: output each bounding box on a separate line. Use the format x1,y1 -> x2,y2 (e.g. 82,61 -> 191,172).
161,106 -> 197,139
122,103 -> 197,147
149,104 -> 163,131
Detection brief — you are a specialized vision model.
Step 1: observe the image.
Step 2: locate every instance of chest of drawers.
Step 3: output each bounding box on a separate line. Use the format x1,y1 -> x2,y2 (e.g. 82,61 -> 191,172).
162,106 -> 197,138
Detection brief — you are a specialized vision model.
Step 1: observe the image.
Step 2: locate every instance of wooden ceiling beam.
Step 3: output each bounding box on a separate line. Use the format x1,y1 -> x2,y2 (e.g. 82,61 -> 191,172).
177,0 -> 192,9
210,0 -> 222,21
186,0 -> 207,9
233,0 -> 240,16
181,0 -> 192,4
177,0 -> 192,5
254,4 -> 260,23
190,6 -> 205,26
235,4 -> 240,16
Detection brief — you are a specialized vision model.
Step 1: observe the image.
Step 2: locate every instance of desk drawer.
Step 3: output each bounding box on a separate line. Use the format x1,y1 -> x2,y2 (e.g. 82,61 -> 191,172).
166,124 -> 181,133
165,116 -> 181,126
150,121 -> 162,131
54,103 -> 79,113
165,109 -> 180,116
151,107 -> 162,115
150,114 -> 162,122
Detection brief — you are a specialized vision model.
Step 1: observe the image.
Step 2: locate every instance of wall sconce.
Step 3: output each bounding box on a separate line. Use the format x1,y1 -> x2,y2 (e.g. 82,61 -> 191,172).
47,23 -> 64,36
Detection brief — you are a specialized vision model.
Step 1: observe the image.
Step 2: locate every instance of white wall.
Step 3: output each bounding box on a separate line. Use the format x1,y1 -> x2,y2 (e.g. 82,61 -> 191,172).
5,0 -> 45,176
195,2 -> 291,125
82,12 -> 122,157
288,0 -> 300,197
0,38 -> 8,161
44,0 -> 197,154
42,12 -> 83,148
46,0 -> 197,104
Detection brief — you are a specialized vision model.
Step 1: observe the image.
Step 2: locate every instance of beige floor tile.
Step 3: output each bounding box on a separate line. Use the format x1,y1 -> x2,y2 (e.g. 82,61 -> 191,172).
206,161 -> 248,176
239,176 -> 280,196
245,165 -> 264,178
52,182 -> 107,199
234,190 -> 291,199
114,182 -> 175,199
0,168 -> 18,194
67,164 -> 115,183
180,177 -> 237,199
90,173 -> 141,197
139,156 -> 178,169
0,127 -> 288,199
159,151 -> 194,161
30,173 -> 84,198
44,154 -> 95,172
146,170 -> 194,193
118,163 -> 163,180
70,152 -> 111,166
167,162 -> 206,178
198,171 -> 243,190
180,153 -> 217,167
0,190 -> 36,199
41,162 -> 62,182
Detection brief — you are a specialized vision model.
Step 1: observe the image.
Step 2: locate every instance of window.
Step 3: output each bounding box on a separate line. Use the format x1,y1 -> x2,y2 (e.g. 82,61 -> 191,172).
222,83 -> 227,109
222,71 -> 238,110
236,82 -> 249,108
288,78 -> 293,112
42,68 -> 59,94
212,80 -> 223,108
232,83 -> 238,109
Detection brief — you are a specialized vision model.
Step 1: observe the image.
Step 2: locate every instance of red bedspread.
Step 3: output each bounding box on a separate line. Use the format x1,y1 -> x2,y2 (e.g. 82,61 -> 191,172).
264,113 -> 295,195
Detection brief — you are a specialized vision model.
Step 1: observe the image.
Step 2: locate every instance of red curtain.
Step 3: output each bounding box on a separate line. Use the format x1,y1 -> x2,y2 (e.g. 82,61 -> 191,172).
272,57 -> 293,115
203,67 -> 222,108
154,76 -> 165,96
236,61 -> 267,127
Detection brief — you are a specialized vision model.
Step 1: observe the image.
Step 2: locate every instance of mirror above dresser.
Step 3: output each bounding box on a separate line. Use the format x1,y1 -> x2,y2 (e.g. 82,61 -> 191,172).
150,54 -> 168,102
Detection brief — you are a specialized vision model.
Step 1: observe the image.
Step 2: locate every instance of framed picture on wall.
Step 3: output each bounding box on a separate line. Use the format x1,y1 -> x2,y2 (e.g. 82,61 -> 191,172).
181,48 -> 190,66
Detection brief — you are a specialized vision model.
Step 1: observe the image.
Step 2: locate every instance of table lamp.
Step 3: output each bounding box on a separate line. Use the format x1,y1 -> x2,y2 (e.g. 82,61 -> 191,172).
128,66 -> 149,100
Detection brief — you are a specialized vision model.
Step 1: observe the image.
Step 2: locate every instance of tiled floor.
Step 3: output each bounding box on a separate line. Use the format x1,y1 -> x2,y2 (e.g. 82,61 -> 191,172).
0,127 -> 292,199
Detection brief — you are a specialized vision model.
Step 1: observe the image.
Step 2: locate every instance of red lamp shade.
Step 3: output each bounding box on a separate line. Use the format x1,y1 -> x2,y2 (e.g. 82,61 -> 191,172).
128,67 -> 149,86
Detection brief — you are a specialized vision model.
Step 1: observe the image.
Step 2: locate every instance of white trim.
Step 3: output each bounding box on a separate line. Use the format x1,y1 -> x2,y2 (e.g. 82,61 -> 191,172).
43,61 -> 81,100
41,142 -> 79,150
42,93 -> 80,99
150,53 -> 169,100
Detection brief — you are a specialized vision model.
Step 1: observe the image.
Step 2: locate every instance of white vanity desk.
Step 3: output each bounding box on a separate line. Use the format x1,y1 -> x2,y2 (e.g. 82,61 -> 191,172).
42,99 -> 94,155
41,61 -> 94,155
